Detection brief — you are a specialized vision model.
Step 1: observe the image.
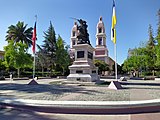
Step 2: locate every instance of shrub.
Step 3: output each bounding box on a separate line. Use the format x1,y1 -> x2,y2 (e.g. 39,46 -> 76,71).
0,76 -> 5,80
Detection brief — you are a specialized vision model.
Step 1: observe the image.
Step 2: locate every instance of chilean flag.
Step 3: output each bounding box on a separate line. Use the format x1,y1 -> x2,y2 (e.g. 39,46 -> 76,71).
32,22 -> 36,53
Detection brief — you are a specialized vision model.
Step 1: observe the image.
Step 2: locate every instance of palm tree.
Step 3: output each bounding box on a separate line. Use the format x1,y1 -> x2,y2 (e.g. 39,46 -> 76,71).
6,21 -> 33,48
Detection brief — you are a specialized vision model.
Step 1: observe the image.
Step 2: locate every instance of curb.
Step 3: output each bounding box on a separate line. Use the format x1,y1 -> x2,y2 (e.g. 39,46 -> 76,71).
1,98 -> 160,114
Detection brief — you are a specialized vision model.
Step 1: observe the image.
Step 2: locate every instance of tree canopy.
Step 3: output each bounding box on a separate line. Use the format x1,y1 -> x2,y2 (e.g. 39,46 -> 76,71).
37,22 -> 71,76
3,41 -> 32,77
123,9 -> 160,76
41,21 -> 57,74
56,35 -> 70,75
6,21 -> 33,49
94,59 -> 109,75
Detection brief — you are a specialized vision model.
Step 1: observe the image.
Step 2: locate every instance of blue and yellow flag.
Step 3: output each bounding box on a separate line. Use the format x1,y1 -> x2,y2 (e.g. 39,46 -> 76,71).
111,0 -> 117,44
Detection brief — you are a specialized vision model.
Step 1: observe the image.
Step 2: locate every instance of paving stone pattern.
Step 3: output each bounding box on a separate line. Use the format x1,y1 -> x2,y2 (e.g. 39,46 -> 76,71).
0,79 -> 160,101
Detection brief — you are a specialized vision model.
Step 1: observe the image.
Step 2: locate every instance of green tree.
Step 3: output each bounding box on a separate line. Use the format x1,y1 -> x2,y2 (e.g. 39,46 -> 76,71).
0,59 -> 6,72
123,10 -> 160,76
4,41 -> 32,77
123,25 -> 156,77
146,24 -> 156,75
122,59 -> 132,73
94,60 -> 109,75
156,9 -> 160,69
147,24 -> 155,48
42,21 -> 57,75
123,47 -> 147,76
36,48 -> 45,76
36,45 -> 50,76
112,64 -> 123,74
56,35 -> 70,75
6,21 -> 33,48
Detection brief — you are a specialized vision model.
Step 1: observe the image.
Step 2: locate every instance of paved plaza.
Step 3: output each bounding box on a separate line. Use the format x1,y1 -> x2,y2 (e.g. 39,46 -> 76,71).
0,78 -> 160,120
0,78 -> 160,101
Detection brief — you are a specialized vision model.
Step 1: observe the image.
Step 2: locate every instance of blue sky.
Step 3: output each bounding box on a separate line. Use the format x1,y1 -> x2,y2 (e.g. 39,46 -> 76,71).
0,0 -> 160,64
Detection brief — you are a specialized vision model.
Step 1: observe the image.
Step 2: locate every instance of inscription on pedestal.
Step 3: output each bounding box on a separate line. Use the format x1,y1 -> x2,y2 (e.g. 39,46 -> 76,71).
76,70 -> 83,73
67,44 -> 99,82
77,51 -> 84,58
88,51 -> 93,59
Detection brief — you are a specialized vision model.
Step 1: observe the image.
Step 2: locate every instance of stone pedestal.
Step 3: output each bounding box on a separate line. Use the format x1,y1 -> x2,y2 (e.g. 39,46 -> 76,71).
67,44 -> 99,82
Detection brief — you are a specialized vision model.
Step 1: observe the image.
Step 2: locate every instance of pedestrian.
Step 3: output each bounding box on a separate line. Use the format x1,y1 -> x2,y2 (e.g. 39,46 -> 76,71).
10,73 -> 13,80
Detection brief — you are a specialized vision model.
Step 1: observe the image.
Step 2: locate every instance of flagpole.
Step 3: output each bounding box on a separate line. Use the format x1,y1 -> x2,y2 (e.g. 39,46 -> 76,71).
33,15 -> 37,80
33,51 -> 35,79
114,43 -> 117,80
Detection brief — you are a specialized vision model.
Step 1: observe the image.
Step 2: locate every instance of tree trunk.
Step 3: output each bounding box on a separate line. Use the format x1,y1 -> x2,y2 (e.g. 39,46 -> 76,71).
42,66 -> 44,76
137,71 -> 139,77
62,68 -> 65,76
17,68 -> 20,78
152,70 -> 155,76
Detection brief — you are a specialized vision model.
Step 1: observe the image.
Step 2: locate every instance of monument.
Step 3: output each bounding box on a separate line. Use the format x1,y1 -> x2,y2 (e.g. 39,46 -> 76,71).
67,19 -> 99,82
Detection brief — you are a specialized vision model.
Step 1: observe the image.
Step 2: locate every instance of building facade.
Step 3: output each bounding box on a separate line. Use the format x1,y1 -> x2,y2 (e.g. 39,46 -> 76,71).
94,17 -> 109,64
70,21 -> 78,60
94,17 -> 114,73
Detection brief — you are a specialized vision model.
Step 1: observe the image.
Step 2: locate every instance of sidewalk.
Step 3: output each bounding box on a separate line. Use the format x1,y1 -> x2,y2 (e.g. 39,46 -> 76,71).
1,107 -> 160,120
